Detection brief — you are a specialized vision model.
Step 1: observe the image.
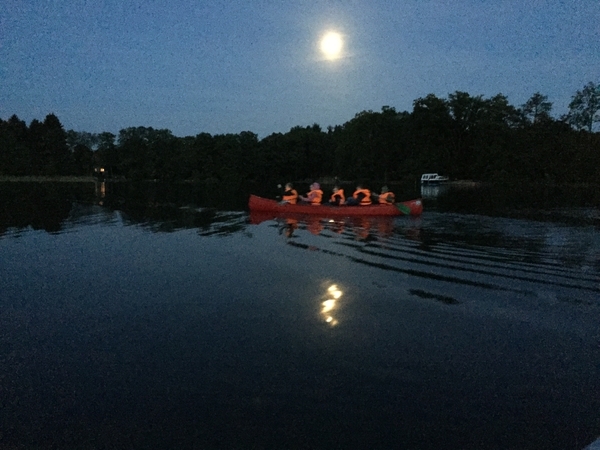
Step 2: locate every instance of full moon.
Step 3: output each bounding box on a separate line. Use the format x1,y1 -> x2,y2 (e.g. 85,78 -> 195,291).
320,32 -> 343,60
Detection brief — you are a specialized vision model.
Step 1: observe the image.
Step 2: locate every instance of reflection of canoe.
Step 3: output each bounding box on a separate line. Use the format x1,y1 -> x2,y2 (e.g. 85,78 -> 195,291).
249,194 -> 423,216
249,211 -> 399,239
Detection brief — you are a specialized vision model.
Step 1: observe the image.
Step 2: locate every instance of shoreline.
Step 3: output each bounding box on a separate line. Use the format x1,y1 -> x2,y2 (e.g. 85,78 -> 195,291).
0,176 -> 598,189
0,176 -> 97,183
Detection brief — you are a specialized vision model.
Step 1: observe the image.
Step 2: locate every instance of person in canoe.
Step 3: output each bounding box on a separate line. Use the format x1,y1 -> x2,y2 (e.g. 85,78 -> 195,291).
328,185 -> 345,206
281,183 -> 298,204
345,184 -> 372,206
299,182 -> 323,205
376,186 -> 395,204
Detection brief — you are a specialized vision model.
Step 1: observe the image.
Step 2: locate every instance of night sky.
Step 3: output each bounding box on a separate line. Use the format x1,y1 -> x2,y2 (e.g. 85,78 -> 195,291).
2,0 -> 599,137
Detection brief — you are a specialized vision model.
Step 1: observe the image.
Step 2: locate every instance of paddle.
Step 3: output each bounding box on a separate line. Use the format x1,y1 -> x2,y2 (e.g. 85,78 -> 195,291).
394,202 -> 411,215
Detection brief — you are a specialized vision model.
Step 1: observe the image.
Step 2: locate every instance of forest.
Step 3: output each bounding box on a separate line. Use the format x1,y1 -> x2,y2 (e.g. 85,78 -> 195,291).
1,83 -> 599,185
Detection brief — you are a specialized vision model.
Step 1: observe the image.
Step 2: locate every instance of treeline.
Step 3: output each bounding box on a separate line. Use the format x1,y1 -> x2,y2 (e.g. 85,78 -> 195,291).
1,83 -> 599,184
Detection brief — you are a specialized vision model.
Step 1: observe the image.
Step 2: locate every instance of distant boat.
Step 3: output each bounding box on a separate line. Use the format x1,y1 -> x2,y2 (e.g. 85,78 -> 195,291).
420,173 -> 450,184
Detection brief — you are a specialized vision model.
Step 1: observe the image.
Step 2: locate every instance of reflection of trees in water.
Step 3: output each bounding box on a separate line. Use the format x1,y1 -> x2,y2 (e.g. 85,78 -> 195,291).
434,183 -> 600,226
0,181 -> 251,237
102,182 -> 249,235
119,205 -> 248,236
0,182 -> 95,235
102,181 -> 249,211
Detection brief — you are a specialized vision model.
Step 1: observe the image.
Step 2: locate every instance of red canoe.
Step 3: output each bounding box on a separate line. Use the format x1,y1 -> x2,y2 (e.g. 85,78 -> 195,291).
248,194 -> 423,217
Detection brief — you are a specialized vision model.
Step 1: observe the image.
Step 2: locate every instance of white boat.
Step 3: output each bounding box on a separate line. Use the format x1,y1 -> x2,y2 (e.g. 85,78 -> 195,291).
420,173 -> 450,184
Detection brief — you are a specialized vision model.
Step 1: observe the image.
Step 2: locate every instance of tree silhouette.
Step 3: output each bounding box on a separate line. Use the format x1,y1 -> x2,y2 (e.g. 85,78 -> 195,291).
1,84 -> 599,184
521,92 -> 552,124
567,82 -> 600,132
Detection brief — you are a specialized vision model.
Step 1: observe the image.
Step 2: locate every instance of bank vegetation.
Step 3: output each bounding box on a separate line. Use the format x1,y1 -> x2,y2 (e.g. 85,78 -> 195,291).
1,83 -> 599,186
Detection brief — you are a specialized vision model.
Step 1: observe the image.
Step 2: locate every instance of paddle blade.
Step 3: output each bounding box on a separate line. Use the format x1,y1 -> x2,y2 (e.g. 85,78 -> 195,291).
395,203 -> 411,215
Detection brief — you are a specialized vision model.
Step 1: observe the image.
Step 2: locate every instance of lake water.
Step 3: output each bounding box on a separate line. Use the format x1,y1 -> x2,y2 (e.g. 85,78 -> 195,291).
1,182 -> 599,449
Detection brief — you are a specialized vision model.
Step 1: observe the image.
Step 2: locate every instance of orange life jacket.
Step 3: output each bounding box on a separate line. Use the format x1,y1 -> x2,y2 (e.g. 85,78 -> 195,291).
282,189 -> 298,204
330,189 -> 345,204
307,189 -> 323,205
353,188 -> 371,205
378,191 -> 395,204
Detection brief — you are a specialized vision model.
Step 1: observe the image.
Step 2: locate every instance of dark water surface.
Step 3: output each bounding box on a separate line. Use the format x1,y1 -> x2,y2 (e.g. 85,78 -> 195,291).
1,182 -> 599,449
